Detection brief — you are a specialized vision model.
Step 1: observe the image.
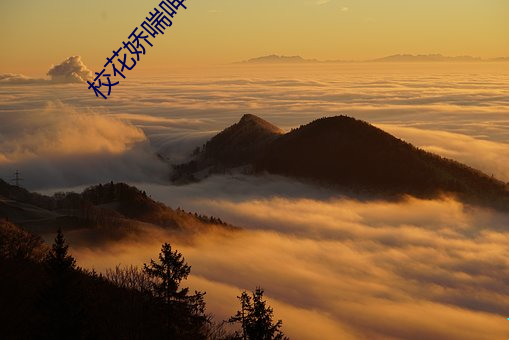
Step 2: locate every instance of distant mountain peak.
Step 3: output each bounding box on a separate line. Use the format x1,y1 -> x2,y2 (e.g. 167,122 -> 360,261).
171,115 -> 283,178
237,54 -> 507,64
371,54 -> 482,62
203,114 -> 283,165
241,55 -> 319,64
240,113 -> 261,123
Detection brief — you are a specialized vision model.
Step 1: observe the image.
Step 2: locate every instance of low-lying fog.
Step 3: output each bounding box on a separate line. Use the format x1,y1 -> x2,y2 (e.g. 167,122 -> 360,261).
1,63 -> 509,339
73,176 -> 509,339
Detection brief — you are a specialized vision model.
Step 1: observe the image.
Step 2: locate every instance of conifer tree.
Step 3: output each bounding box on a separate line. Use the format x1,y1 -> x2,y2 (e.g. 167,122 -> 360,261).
229,288 -> 288,340
144,243 -> 190,303
144,242 -> 207,339
40,228 -> 84,340
45,228 -> 76,274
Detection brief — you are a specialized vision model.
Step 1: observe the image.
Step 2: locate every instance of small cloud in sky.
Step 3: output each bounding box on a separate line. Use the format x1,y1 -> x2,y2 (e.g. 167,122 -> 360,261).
208,9 -> 223,14
47,56 -> 93,83
316,0 -> 331,5
341,7 -> 349,12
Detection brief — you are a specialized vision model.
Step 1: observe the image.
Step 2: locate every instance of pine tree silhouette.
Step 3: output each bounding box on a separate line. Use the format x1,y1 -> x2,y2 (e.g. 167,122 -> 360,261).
144,242 -> 208,339
45,228 -> 76,274
229,288 -> 288,340
39,228 -> 84,340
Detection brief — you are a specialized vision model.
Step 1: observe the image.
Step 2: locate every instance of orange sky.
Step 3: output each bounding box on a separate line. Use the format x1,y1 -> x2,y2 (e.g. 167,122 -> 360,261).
0,0 -> 508,75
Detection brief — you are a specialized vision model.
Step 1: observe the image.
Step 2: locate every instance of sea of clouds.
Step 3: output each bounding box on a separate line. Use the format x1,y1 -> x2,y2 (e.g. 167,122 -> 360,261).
72,177 -> 509,339
2,58 -> 509,339
1,60 -> 508,187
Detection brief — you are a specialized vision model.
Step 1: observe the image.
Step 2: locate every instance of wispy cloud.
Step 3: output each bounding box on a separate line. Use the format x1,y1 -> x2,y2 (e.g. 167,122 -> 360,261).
0,101 -> 169,188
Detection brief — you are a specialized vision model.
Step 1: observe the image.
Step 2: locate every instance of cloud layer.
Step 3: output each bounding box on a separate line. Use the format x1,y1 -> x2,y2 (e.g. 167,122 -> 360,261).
2,62 -> 508,338
2,63 -> 508,189
0,101 -> 168,188
69,177 -> 509,340
0,73 -> 45,83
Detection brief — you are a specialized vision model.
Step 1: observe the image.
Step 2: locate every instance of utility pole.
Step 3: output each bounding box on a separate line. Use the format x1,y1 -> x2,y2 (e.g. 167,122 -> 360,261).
11,170 -> 23,187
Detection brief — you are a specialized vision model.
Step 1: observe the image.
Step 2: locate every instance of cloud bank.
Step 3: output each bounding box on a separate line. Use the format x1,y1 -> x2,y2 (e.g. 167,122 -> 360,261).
0,101 -> 169,188
1,62 -> 506,338
1,63 -> 508,190
0,73 -> 45,84
68,178 -> 509,340
0,101 -> 145,161
0,55 -> 93,84
1,63 -> 508,191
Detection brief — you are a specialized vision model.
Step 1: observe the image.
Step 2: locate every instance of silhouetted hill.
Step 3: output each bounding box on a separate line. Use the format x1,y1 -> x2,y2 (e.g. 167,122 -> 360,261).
371,54 -> 482,62
489,57 -> 509,62
241,55 -> 319,64
172,114 -> 283,181
174,115 -> 509,210
0,179 -> 56,210
238,54 -> 505,64
0,181 -> 235,237
204,114 -> 282,165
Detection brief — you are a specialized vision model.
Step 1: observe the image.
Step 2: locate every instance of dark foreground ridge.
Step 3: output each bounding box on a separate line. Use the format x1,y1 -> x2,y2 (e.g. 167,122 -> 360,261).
0,182 -> 288,339
0,221 -> 287,339
173,114 -> 509,210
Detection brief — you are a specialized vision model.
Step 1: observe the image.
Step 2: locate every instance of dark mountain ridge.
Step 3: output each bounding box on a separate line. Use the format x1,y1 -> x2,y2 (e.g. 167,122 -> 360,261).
202,113 -> 282,166
241,54 -> 320,64
173,114 -> 509,210
238,54 -> 509,64
0,180 -> 234,237
371,54 -> 482,62
172,114 -> 283,181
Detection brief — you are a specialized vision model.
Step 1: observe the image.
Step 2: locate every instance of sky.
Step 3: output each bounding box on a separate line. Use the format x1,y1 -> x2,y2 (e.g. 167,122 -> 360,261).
1,0 -> 508,75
